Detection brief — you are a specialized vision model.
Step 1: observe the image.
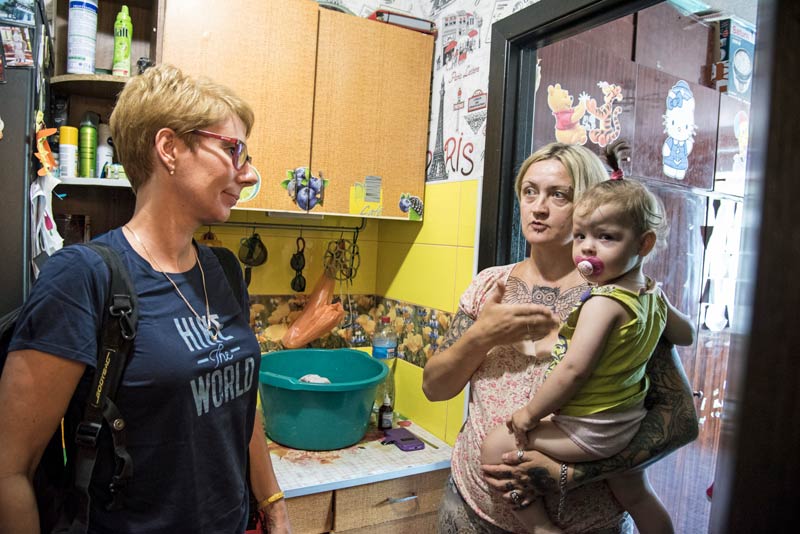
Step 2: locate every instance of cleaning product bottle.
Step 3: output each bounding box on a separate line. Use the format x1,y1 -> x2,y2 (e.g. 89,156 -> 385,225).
78,112 -> 99,178
67,0 -> 98,74
96,123 -> 113,178
378,393 -> 393,431
58,126 -> 79,179
112,5 -> 133,77
372,316 -> 397,425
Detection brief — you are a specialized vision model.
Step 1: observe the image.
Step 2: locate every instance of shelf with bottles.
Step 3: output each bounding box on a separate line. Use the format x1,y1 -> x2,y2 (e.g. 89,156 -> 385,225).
53,0 -> 160,78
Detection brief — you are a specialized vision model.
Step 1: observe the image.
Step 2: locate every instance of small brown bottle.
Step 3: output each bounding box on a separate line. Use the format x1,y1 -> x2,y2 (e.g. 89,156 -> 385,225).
378,393 -> 393,430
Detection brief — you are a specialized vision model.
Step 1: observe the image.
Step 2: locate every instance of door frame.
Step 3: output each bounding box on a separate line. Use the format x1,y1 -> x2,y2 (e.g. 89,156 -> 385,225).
481,0 -> 800,531
480,0 -> 660,271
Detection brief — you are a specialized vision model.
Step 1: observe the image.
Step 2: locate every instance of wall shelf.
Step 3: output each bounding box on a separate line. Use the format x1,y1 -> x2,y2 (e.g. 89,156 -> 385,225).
58,177 -> 130,187
50,74 -> 128,99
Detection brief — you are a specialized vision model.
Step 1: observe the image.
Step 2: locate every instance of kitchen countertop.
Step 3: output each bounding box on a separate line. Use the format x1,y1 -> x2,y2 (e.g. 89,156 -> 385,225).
269,421 -> 453,498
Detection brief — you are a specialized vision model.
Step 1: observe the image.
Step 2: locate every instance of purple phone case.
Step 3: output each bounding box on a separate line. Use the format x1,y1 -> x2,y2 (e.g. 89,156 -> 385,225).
383,428 -> 425,451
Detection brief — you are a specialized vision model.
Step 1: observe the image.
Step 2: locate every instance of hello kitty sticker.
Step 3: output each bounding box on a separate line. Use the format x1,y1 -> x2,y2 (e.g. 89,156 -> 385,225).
662,80 -> 697,180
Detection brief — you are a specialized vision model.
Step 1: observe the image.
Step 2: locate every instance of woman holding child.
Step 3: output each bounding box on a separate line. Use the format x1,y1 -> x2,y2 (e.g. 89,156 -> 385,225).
423,141 -> 698,533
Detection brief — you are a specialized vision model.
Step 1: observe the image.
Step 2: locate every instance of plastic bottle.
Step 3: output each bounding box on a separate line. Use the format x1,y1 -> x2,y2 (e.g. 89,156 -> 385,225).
372,316 -> 397,424
378,392 -> 393,431
58,126 -> 79,179
112,5 -> 133,77
67,0 -> 98,75
79,112 -> 99,178
96,123 -> 113,178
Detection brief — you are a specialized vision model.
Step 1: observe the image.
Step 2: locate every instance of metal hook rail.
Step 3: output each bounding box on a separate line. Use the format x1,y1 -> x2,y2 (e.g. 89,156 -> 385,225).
215,217 -> 366,241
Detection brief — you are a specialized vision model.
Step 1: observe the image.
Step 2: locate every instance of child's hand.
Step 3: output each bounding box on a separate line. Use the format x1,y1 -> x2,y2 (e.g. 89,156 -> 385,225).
506,408 -> 538,449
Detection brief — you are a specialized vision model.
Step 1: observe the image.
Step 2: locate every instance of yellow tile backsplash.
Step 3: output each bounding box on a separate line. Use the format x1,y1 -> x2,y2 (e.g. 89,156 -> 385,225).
379,181 -> 461,246
458,179 -> 479,247
377,242 -> 457,312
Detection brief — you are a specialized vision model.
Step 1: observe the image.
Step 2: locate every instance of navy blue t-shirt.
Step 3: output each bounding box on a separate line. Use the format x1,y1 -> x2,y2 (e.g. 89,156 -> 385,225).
10,228 -> 261,533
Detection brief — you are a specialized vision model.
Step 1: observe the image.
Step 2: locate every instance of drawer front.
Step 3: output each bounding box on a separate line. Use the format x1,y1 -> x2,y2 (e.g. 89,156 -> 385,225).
286,491 -> 334,534
334,469 -> 449,531
334,511 -> 438,533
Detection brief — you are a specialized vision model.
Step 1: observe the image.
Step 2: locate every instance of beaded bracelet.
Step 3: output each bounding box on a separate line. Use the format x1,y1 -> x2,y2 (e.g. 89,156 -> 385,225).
257,491 -> 285,511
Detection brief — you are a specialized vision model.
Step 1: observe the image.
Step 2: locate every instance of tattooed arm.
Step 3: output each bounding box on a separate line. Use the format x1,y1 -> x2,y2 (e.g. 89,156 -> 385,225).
422,280 -> 558,402
482,339 -> 698,501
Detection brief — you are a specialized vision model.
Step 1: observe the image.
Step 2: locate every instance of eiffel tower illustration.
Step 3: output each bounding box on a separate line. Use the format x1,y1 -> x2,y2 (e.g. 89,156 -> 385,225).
427,79 -> 448,182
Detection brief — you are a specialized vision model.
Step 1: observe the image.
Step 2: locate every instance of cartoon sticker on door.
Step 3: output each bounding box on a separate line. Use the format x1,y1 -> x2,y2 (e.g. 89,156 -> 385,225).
662,80 -> 697,180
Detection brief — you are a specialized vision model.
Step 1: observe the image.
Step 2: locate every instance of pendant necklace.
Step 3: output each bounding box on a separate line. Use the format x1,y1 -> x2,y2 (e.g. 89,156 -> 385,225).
124,224 -> 220,341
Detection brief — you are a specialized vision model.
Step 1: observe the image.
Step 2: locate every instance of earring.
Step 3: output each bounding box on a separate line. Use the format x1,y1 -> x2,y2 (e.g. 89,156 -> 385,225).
169,168 -> 175,175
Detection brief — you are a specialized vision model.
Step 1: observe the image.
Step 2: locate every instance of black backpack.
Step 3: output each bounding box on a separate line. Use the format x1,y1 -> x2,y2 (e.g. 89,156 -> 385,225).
0,242 -> 245,533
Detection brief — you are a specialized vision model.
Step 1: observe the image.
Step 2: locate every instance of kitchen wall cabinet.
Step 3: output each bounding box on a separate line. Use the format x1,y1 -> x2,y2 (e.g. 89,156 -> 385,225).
310,9 -> 434,219
160,0 -> 318,214
160,0 -> 433,220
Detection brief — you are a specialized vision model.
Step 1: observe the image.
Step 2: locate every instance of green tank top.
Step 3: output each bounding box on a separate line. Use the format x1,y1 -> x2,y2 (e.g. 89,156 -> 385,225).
548,282 -> 667,417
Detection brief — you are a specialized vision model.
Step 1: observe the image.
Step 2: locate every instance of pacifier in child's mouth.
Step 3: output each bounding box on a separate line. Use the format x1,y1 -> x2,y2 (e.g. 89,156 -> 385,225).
575,256 -> 604,276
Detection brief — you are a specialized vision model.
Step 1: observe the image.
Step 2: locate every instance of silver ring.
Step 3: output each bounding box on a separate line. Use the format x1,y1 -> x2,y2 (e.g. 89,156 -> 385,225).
510,490 -> 522,505
516,449 -> 525,462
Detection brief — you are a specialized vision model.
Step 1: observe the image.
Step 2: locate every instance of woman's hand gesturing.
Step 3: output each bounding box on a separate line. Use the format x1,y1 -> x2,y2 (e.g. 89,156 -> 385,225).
476,280 -> 558,348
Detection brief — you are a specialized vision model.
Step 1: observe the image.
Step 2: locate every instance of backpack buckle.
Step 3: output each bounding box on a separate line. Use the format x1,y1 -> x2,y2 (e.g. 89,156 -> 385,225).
75,421 -> 103,447
109,295 -> 136,341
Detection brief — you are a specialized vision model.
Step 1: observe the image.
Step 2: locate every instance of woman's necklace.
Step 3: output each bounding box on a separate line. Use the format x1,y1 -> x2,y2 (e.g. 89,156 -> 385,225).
124,224 -> 220,341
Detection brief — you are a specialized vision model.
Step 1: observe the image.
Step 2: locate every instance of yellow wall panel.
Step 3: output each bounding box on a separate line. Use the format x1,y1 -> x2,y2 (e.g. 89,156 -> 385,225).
379,181 -> 461,246
394,359 -> 448,442
452,246 -> 476,313
377,242 -> 456,310
458,179 -> 479,248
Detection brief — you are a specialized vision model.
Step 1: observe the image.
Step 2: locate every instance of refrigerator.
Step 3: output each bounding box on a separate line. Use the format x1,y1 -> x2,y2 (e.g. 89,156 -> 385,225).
0,0 -> 51,317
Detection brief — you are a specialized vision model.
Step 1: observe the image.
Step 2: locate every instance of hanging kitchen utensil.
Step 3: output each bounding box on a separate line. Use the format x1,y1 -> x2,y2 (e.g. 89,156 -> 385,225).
290,236 -> 306,292
238,230 -> 268,287
323,234 -> 360,283
198,226 -> 223,247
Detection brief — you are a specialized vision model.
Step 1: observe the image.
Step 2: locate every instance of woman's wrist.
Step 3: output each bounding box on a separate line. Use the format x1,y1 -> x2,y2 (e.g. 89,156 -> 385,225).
257,490 -> 284,512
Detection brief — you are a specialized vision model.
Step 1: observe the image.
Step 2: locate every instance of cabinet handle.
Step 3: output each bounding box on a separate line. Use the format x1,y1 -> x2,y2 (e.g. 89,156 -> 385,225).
385,493 -> 418,504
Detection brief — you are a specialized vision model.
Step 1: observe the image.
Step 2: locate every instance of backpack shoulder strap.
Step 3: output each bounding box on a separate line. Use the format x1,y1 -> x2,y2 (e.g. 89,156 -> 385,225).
210,246 -> 246,313
72,242 -> 138,529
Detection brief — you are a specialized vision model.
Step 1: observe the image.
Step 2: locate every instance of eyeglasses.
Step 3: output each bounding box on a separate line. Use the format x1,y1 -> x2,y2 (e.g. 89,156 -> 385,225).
190,129 -> 252,170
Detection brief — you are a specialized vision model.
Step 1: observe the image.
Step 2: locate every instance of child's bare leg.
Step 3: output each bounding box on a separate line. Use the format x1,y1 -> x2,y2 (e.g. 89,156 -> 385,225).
481,421 -> 597,534
607,470 -> 674,534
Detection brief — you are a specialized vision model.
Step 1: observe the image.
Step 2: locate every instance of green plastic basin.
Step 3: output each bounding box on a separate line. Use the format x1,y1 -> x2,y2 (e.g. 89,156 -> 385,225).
259,349 -> 388,451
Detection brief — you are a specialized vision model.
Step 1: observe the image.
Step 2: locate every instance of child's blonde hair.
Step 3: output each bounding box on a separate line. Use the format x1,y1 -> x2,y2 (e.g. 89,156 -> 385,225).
575,179 -> 669,251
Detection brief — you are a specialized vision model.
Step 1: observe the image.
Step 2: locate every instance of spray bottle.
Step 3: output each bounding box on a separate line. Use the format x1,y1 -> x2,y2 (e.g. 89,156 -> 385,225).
112,5 -> 133,77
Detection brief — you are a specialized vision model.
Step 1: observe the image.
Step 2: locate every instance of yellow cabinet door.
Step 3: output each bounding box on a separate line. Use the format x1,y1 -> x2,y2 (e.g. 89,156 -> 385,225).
159,0 -> 318,212
311,10 -> 434,220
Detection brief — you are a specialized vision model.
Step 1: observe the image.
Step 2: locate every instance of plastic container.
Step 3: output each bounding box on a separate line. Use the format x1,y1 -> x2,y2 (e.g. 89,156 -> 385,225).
79,112 -> 99,178
372,316 -> 397,423
96,123 -> 113,177
259,349 -> 388,451
112,5 -> 133,77
58,126 -> 79,179
378,392 -> 393,431
67,0 -> 98,74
